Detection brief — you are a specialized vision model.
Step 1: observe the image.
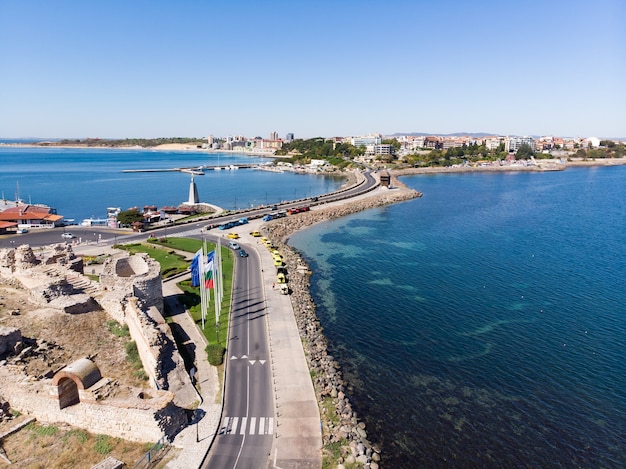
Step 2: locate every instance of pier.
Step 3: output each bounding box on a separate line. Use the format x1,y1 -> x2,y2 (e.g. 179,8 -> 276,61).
122,164 -> 257,174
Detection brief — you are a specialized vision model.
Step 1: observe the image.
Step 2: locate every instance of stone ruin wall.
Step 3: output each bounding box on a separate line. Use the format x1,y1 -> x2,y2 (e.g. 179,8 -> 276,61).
99,253 -> 191,399
1,368 -> 185,442
100,253 -> 163,313
0,246 -> 192,442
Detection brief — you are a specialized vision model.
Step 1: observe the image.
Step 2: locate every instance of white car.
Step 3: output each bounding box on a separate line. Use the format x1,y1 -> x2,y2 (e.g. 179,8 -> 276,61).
228,241 -> 240,250
61,232 -> 76,239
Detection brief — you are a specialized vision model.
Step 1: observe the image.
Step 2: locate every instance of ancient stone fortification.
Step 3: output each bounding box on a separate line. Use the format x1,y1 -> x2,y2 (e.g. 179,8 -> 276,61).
263,179 -> 419,468
1,361 -> 185,442
0,245 -> 193,442
99,253 -> 194,406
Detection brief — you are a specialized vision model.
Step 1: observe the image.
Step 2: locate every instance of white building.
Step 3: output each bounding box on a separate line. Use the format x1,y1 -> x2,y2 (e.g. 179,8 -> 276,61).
505,136 -> 535,152
351,135 -> 382,147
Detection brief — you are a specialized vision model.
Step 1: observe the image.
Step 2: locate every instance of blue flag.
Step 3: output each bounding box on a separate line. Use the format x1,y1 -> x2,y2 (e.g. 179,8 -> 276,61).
190,249 -> 202,287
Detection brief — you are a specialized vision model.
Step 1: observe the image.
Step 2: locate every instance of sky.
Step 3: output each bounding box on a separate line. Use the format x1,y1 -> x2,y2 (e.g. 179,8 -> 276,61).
1,0 -> 625,139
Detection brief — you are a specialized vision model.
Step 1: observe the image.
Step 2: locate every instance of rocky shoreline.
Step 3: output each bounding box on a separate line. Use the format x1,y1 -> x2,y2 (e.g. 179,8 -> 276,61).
262,176 -> 420,468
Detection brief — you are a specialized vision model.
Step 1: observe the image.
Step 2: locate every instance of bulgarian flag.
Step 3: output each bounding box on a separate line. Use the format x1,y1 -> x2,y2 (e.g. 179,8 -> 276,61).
203,251 -> 215,289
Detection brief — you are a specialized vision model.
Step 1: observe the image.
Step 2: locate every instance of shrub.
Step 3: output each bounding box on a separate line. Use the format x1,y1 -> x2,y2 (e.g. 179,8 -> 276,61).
205,343 -> 225,366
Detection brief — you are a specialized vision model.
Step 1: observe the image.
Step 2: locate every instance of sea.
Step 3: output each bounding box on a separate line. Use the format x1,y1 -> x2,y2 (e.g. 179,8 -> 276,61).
0,145 -> 343,222
289,166 -> 626,468
2,145 -> 625,467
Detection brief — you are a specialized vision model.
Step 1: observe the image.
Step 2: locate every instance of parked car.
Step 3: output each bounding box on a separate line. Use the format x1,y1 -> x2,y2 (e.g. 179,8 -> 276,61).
250,231 -> 261,237
239,249 -> 248,258
228,241 -> 240,250
16,228 -> 28,234
61,232 -> 76,239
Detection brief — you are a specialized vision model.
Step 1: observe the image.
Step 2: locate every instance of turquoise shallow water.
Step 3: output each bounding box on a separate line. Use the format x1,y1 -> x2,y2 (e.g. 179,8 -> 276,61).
0,146 -> 342,221
290,167 -> 626,468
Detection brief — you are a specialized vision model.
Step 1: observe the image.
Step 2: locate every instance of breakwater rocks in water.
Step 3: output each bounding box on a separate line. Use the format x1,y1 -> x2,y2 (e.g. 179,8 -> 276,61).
264,180 -> 420,468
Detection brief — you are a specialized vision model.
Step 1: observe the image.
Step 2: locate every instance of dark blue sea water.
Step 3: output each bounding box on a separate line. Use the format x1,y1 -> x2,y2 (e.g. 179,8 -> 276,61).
290,167 -> 626,468
0,147 -> 342,222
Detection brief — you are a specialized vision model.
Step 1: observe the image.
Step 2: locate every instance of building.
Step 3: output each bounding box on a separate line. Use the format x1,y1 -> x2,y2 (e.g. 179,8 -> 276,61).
373,144 -> 393,156
505,136 -> 535,153
423,136 -> 443,150
285,133 -> 294,142
270,131 -> 279,141
351,135 -> 382,147
0,204 -> 64,229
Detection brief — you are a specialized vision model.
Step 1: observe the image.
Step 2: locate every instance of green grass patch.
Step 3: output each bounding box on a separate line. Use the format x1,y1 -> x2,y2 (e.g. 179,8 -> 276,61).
322,438 -> 355,469
28,423 -> 59,437
65,429 -> 88,444
123,236 -> 234,352
106,320 -> 130,337
321,397 -> 340,427
117,243 -> 190,279
94,434 -> 113,455
125,341 -> 147,380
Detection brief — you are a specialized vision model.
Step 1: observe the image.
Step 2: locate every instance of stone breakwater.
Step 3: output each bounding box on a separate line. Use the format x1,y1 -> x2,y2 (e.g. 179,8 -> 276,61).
263,178 -> 420,468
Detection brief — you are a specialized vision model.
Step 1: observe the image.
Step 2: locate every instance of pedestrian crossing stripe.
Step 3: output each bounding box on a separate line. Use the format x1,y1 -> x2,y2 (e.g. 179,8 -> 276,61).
219,416 -> 274,436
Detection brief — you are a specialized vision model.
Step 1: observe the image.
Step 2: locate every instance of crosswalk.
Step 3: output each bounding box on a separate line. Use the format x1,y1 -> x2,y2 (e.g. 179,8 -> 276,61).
218,416 -> 274,436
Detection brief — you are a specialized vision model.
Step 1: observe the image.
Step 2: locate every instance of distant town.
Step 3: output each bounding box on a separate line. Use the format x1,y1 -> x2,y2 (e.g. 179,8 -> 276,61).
22,131 -> 624,170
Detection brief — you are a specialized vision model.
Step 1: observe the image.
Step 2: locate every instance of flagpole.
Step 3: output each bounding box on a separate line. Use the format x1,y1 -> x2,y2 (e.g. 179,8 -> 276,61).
199,241 -> 206,330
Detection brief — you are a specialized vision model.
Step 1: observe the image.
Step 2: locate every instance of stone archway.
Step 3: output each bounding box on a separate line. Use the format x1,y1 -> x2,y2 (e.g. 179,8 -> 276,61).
56,377 -> 79,409
52,358 -> 102,409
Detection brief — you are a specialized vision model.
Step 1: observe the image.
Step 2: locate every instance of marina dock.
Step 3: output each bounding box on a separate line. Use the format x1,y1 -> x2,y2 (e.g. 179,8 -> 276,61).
122,163 -> 257,174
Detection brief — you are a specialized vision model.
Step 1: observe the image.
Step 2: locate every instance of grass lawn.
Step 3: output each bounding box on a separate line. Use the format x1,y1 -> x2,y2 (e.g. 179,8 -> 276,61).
119,237 -> 234,349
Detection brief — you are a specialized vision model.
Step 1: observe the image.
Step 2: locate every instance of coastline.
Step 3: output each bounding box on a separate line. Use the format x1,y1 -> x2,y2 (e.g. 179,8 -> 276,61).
261,174 -> 419,465
254,157 -> 625,463
387,156 -> 626,176
0,142 -> 278,158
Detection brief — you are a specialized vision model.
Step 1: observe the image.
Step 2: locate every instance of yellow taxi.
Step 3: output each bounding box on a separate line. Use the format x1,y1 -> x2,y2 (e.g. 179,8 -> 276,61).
227,232 -> 239,239
250,231 -> 261,237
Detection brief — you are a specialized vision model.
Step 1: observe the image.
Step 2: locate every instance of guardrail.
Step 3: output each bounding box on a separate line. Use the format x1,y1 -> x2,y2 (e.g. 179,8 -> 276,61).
132,435 -> 168,469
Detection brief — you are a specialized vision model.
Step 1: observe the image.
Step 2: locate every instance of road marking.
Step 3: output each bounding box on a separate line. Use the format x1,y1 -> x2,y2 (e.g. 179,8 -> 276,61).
259,359 -> 266,365
249,360 -> 256,365
219,416 -> 275,436
249,417 -> 256,435
231,417 -> 238,434
230,355 -> 238,360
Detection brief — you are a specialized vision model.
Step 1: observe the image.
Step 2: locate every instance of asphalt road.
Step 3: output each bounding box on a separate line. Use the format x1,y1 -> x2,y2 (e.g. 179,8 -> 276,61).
0,169 -> 377,249
201,246 -> 274,469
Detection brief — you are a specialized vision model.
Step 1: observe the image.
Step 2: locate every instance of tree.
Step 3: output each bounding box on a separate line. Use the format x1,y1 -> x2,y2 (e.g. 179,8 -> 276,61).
117,208 -> 144,226
515,143 -> 535,160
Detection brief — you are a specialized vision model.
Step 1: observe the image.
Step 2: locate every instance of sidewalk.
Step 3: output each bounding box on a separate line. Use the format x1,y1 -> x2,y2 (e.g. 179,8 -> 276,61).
246,225 -> 323,468
162,274 -> 222,469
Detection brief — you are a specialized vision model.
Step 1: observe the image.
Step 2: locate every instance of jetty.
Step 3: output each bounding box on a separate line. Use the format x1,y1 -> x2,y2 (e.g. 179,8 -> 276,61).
122,164 -> 257,174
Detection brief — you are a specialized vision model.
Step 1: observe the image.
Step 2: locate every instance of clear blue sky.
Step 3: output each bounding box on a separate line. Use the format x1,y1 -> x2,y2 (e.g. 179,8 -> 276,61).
1,0 -> 624,139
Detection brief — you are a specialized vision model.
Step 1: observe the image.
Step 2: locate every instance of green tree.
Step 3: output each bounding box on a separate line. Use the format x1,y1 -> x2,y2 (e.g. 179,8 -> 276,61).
515,143 -> 535,160
117,208 -> 144,226
600,140 -> 616,148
